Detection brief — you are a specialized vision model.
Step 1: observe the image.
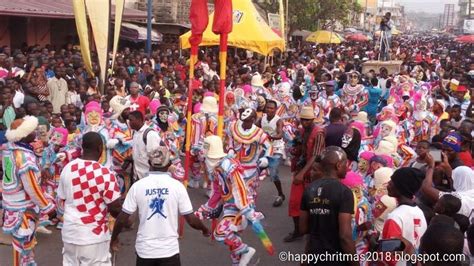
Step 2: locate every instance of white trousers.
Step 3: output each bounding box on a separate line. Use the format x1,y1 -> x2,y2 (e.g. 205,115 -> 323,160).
62,240 -> 112,266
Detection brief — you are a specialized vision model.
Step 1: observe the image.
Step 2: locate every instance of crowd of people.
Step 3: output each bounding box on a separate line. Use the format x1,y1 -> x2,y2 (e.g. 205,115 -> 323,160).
0,32 -> 474,266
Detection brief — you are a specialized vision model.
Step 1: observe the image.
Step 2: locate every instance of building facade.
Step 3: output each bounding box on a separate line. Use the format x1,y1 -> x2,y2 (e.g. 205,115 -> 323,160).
135,0 -> 214,25
458,0 -> 474,32
376,0 -> 407,31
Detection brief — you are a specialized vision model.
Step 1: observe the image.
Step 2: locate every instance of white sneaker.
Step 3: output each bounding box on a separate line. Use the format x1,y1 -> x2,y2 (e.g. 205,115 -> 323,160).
36,226 -> 52,234
239,247 -> 256,266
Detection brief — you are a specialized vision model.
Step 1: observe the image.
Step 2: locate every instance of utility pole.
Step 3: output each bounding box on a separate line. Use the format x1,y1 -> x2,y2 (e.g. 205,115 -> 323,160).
364,0 -> 368,31
146,0 -> 152,56
470,0 -> 472,19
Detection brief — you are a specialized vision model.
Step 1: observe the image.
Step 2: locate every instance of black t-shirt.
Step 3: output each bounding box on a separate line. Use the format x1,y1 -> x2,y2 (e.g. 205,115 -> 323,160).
325,123 -> 347,147
300,177 -> 354,264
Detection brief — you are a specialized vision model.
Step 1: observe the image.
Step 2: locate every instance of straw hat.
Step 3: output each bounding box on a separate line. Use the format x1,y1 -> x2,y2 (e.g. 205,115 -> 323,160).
204,135 -> 227,159
355,112 -> 369,124
299,106 -> 315,120
200,96 -> 218,114
6,116 -> 38,142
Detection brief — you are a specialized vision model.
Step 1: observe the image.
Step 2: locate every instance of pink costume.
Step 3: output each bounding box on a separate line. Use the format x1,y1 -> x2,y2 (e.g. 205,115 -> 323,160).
83,101 -> 116,169
351,121 -> 373,153
409,92 -> 435,147
149,99 -> 161,115
190,102 -> 218,185
196,158 -> 263,265
42,127 -> 80,199
342,172 -> 371,258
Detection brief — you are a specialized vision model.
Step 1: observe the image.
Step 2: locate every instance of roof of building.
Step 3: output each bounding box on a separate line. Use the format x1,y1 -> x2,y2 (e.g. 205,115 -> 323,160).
0,0 -> 147,19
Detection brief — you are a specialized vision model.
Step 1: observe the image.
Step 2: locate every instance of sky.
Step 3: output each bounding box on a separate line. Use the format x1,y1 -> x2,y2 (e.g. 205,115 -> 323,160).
396,0 -> 458,13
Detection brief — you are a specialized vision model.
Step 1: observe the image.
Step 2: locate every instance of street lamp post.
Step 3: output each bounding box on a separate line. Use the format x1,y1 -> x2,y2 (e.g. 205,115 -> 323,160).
146,0 -> 152,56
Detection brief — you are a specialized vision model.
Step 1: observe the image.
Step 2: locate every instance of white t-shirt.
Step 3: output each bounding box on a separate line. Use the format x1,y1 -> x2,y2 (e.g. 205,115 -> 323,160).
58,159 -> 121,245
132,124 -> 161,180
382,204 -> 427,248
122,172 -> 193,259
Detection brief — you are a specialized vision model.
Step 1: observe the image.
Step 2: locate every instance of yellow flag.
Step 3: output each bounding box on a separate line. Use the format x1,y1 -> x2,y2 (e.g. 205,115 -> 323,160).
72,0 -> 94,76
85,0 -> 110,93
112,0 -> 125,73
279,0 -> 285,51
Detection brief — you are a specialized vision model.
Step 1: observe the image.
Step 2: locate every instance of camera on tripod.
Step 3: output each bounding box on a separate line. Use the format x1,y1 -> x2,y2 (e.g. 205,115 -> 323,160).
380,17 -> 390,32
379,12 -> 392,32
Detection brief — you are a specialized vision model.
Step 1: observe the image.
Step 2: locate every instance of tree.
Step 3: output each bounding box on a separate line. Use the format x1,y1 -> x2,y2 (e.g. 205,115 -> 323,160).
254,0 -> 362,34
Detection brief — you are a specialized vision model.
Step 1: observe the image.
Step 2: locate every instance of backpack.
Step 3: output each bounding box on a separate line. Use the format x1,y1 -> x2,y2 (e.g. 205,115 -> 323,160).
143,127 -> 154,145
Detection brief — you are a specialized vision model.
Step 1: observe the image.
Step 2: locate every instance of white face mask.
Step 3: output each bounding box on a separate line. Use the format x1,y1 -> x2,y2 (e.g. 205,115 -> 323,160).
240,108 -> 253,121
158,110 -> 169,123
205,157 -> 222,171
381,125 -> 392,137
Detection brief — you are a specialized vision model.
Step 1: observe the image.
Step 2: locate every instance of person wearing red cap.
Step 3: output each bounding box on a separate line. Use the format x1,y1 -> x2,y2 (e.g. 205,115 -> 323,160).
443,83 -> 470,118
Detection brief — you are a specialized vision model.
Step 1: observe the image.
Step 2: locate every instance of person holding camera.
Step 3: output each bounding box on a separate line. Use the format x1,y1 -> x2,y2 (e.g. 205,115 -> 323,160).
379,12 -> 393,61
380,167 -> 427,266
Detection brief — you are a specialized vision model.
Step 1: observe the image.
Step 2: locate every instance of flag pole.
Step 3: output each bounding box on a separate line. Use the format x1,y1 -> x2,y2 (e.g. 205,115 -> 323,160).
181,46 -> 197,238
212,0 -> 232,240
183,0 -> 209,238
216,33 -> 228,137
184,47 -> 197,187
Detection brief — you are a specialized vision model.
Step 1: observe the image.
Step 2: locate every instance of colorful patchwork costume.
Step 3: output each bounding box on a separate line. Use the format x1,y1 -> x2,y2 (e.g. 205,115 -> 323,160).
2,116 -> 55,266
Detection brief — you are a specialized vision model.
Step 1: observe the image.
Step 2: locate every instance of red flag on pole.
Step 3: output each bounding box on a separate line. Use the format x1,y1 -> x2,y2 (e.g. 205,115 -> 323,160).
189,0 -> 209,47
212,0 -> 233,34
212,0 -> 232,137
184,0 -> 209,189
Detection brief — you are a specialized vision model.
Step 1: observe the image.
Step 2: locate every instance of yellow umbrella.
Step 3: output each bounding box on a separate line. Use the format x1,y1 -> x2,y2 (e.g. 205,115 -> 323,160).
306,30 -> 342,44
179,0 -> 284,55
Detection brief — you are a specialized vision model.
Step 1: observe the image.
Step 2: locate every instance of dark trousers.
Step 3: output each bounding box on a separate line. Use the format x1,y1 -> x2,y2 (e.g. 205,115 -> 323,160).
136,253 -> 180,266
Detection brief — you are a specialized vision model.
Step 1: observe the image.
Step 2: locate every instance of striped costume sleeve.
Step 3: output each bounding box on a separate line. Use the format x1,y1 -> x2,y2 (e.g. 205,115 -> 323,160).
209,117 -> 218,136
356,90 -> 369,110
191,116 -> 203,151
229,168 -> 250,211
20,169 -> 54,213
260,132 -> 273,158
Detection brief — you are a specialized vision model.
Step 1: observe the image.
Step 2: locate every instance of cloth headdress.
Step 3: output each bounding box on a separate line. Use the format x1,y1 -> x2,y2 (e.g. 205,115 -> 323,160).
6,116 -> 38,143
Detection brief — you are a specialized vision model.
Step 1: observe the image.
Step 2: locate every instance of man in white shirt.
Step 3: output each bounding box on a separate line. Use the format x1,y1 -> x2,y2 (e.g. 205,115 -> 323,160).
47,66 -> 68,114
57,132 -> 122,266
128,110 -> 161,180
111,146 -> 209,265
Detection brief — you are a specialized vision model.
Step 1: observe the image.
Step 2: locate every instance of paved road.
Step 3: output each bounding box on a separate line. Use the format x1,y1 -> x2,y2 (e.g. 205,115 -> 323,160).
0,166 -> 304,266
